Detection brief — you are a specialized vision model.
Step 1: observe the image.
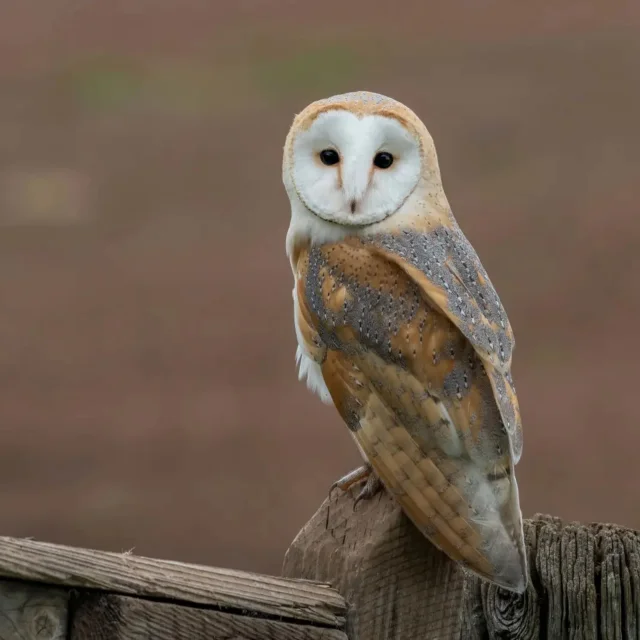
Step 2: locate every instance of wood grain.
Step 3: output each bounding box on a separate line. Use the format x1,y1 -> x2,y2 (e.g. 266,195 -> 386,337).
462,515 -> 640,640
70,592 -> 349,640
283,483 -> 465,639
0,579 -> 68,640
284,486 -> 640,639
0,537 -> 345,629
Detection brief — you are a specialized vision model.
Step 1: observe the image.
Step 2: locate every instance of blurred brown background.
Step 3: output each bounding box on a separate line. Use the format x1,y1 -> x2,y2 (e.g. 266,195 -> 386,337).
0,1 -> 639,576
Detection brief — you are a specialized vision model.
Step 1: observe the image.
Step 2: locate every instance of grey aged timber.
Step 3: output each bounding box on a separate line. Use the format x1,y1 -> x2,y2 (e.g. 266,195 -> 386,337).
0,536 -> 347,639
283,484 -> 640,639
1,491 -> 638,639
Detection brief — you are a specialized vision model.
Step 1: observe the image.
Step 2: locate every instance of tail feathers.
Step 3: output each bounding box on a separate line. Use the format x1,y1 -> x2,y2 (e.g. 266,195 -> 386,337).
354,415 -> 528,592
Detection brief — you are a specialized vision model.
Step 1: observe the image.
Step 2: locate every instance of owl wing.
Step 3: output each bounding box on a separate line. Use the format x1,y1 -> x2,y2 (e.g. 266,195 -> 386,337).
370,224 -> 523,462
295,234 -> 527,592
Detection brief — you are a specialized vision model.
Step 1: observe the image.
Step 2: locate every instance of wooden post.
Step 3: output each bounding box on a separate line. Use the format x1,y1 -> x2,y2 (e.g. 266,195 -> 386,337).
283,483 -> 640,639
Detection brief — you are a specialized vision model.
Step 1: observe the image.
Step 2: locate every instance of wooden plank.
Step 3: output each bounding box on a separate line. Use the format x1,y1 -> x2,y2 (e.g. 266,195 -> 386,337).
283,485 -> 464,639
0,537 -> 346,629
70,592 -> 349,640
0,578 -> 68,639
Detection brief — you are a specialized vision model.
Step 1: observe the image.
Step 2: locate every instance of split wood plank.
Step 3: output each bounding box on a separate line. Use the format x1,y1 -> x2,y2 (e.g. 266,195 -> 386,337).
0,536 -> 346,629
70,592 -> 349,640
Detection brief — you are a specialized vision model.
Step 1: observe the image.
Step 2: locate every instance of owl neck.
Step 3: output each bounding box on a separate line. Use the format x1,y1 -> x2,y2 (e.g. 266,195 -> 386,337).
285,179 -> 453,273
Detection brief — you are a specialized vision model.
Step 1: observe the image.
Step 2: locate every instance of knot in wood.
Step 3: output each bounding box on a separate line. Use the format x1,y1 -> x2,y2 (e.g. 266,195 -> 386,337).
33,609 -> 61,638
482,583 -> 537,638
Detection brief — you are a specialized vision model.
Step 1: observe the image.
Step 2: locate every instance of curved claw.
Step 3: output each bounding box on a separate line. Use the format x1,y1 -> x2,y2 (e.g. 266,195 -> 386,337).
353,471 -> 383,510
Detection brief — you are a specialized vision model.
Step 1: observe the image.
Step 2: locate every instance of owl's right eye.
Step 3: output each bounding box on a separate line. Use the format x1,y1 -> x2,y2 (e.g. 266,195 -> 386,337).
319,149 -> 340,166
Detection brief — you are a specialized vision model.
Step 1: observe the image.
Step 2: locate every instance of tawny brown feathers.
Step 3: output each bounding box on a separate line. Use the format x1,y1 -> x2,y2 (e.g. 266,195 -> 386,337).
294,232 -> 527,591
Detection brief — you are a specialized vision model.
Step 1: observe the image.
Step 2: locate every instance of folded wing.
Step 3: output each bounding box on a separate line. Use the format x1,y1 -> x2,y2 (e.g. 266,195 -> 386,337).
295,231 -> 527,592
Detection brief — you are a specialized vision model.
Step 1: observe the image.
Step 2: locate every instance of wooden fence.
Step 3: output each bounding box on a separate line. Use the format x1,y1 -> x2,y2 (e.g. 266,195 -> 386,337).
0,537 -> 347,639
1,486 -> 638,639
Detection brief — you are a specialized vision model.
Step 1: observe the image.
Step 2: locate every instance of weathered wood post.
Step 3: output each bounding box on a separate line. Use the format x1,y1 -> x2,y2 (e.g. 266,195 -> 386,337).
283,484 -> 640,639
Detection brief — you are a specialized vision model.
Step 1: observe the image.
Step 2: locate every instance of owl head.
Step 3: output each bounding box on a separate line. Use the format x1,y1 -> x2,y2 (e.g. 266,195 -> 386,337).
283,91 -> 446,237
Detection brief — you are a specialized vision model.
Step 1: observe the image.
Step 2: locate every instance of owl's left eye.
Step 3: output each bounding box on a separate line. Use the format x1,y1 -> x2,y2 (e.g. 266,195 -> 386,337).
319,149 -> 340,166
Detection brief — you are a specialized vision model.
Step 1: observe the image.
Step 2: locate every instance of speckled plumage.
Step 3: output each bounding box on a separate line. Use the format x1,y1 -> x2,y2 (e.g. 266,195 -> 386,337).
283,91 -> 527,592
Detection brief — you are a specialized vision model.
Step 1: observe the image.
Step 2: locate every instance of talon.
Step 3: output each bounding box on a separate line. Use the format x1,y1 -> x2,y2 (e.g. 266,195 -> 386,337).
329,463 -> 372,497
353,472 -> 383,510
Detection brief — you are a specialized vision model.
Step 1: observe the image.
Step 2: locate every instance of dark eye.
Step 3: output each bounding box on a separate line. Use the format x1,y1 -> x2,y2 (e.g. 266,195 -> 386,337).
373,152 -> 394,169
319,149 -> 340,166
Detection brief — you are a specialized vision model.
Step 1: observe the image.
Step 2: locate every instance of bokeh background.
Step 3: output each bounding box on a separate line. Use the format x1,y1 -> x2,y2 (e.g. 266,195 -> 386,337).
1,1 -> 639,576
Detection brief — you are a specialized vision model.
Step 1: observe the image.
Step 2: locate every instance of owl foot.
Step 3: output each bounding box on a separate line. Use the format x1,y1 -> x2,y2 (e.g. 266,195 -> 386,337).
330,463 -> 372,496
326,464 -> 374,529
353,471 -> 383,510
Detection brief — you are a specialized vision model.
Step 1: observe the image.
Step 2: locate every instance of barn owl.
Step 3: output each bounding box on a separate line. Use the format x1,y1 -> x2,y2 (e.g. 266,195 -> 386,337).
282,91 -> 528,593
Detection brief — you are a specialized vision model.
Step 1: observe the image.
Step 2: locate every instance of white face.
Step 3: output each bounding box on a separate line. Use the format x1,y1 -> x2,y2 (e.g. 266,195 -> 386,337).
290,110 -> 422,226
